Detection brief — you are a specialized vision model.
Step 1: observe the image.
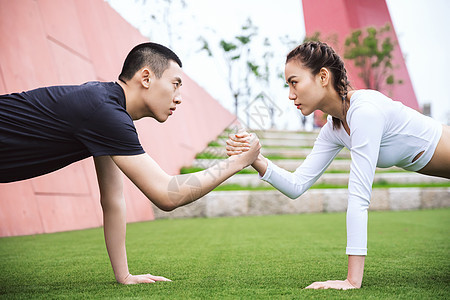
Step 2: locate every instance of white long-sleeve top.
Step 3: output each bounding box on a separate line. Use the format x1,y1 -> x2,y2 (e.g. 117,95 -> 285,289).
261,90 -> 442,255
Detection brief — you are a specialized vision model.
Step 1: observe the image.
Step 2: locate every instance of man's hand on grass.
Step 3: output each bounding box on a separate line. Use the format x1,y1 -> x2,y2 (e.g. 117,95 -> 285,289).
305,279 -> 358,290
119,274 -> 172,284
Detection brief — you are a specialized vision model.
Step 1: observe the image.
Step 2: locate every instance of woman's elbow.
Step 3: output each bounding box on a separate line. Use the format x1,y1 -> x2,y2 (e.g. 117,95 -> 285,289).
286,192 -> 301,200
283,184 -> 305,199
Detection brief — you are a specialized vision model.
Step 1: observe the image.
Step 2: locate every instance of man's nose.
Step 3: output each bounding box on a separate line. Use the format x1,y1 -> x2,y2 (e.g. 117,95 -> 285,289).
174,96 -> 182,104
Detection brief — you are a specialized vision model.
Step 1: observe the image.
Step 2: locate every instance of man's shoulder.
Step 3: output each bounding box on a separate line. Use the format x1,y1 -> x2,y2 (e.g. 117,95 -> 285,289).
80,81 -> 125,105
57,81 -> 124,108
65,81 -> 118,97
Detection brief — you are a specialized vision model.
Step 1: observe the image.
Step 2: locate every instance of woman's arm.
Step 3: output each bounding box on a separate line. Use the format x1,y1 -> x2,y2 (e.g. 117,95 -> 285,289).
305,256 -> 365,289
307,103 -> 384,289
227,124 -> 343,199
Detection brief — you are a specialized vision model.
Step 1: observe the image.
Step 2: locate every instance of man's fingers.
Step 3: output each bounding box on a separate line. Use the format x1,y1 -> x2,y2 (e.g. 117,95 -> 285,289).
226,139 -> 250,148
226,149 -> 247,156
229,135 -> 250,143
226,145 -> 249,153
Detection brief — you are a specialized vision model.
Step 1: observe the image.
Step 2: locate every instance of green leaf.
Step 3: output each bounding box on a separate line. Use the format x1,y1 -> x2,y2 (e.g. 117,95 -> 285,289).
236,35 -> 251,45
220,40 -> 237,52
198,37 -> 213,56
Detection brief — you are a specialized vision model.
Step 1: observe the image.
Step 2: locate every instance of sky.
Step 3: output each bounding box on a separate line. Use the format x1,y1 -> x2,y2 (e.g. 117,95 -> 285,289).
107,0 -> 450,129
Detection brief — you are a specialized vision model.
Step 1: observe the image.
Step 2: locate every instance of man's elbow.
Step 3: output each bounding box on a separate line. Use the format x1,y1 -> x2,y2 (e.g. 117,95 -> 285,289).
153,198 -> 178,212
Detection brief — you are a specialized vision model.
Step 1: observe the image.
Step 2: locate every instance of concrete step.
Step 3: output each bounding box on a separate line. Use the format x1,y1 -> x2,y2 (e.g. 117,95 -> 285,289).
151,187 -> 450,219
220,172 -> 449,187
216,137 -> 316,148
254,130 -> 319,140
217,130 -> 319,148
201,146 -> 352,159
193,158 -> 403,172
224,129 -> 320,140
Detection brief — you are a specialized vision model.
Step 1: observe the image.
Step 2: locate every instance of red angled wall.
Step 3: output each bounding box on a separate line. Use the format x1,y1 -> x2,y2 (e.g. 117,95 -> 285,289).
302,0 -> 419,122
0,0 -> 235,237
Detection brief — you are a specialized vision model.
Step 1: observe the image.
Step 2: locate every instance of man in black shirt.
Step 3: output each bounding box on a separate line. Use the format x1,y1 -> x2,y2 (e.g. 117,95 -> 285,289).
0,43 -> 260,284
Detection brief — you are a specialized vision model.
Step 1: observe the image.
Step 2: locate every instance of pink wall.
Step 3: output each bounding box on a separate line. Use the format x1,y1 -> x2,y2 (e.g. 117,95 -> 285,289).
302,0 -> 419,111
0,0 -> 235,237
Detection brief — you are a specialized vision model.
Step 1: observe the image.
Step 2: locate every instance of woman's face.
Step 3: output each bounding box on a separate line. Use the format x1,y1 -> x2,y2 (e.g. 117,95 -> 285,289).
284,60 -> 325,116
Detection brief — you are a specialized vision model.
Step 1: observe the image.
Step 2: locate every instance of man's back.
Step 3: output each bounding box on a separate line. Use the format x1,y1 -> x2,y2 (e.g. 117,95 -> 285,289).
0,82 -> 144,182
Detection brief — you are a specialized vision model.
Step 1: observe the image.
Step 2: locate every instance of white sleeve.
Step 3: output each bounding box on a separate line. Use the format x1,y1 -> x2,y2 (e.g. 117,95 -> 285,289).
260,121 -> 343,199
346,103 -> 384,256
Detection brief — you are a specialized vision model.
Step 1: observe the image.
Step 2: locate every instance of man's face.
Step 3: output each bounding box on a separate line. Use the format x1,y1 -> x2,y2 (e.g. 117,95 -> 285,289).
145,61 -> 183,122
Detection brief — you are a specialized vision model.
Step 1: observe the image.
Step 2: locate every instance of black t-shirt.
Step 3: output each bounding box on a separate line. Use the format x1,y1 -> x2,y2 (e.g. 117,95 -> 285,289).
0,81 -> 145,182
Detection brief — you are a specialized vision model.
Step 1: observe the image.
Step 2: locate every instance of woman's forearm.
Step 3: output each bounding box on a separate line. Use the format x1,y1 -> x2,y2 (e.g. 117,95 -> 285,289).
252,154 -> 268,176
347,255 -> 365,288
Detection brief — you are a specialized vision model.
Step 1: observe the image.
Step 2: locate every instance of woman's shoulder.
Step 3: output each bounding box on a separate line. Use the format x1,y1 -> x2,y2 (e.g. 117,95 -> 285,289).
350,89 -> 390,102
347,90 -> 390,125
349,89 -> 394,111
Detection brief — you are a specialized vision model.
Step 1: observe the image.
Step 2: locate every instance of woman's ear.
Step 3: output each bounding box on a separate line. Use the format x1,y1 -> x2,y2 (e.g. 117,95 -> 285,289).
319,67 -> 330,87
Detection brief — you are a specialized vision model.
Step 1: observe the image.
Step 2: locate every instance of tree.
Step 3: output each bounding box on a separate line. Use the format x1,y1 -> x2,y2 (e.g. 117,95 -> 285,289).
130,0 -> 187,49
198,18 -> 270,119
344,24 -> 402,91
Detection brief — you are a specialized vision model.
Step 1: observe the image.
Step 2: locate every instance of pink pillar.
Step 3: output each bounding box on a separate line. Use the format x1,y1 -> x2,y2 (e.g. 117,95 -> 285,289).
301,0 -> 419,120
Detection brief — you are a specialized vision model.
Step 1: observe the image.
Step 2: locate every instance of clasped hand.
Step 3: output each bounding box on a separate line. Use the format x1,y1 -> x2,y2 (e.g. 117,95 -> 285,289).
226,130 -> 258,155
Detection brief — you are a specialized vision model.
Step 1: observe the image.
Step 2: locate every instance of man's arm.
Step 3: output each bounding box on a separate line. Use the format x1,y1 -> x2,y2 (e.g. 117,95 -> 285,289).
111,134 -> 260,211
94,156 -> 171,284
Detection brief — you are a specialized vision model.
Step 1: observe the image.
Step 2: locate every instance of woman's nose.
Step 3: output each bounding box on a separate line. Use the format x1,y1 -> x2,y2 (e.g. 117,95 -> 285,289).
288,91 -> 296,100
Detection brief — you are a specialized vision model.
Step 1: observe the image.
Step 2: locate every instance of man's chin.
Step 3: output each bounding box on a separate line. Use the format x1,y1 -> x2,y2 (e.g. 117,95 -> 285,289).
155,115 -> 169,123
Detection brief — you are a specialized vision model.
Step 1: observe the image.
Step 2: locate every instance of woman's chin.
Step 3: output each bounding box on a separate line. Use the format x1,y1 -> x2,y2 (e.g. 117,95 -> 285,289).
299,108 -> 312,116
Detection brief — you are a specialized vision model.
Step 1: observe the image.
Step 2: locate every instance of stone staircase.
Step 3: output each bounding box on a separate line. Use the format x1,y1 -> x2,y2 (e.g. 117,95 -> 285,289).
152,129 -> 450,219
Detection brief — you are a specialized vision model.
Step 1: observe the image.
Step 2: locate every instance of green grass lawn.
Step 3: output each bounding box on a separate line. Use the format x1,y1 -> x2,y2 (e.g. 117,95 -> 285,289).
1,209 -> 449,299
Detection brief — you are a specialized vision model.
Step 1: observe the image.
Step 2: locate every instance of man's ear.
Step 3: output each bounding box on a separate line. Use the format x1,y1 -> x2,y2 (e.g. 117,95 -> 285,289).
319,67 -> 330,87
140,67 -> 153,88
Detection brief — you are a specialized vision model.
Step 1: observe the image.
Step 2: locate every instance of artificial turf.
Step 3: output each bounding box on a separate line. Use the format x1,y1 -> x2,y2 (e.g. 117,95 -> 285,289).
0,209 -> 449,299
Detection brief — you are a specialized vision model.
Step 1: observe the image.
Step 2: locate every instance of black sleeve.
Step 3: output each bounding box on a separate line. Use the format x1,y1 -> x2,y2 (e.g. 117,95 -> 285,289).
74,99 -> 145,157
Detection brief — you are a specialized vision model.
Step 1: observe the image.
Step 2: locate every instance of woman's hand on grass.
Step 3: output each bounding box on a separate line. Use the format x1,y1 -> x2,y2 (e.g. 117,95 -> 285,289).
305,279 -> 358,290
119,273 -> 172,284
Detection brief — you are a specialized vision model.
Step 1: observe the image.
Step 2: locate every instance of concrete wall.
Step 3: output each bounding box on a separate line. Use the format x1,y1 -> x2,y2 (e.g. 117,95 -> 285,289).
151,188 -> 450,219
0,0 -> 235,237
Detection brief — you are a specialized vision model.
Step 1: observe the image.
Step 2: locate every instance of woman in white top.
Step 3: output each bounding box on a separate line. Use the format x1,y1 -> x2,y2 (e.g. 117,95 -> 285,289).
226,41 -> 450,290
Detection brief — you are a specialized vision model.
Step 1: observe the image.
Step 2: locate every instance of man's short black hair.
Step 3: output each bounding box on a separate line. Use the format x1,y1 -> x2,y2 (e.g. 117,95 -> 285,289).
118,42 -> 182,82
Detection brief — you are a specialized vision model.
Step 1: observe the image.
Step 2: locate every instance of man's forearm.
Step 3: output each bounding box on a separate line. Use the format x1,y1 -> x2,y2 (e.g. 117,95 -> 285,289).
102,197 -> 130,283
167,155 -> 245,209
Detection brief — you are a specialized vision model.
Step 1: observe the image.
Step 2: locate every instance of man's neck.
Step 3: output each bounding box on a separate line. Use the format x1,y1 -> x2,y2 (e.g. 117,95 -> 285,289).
117,80 -> 138,120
